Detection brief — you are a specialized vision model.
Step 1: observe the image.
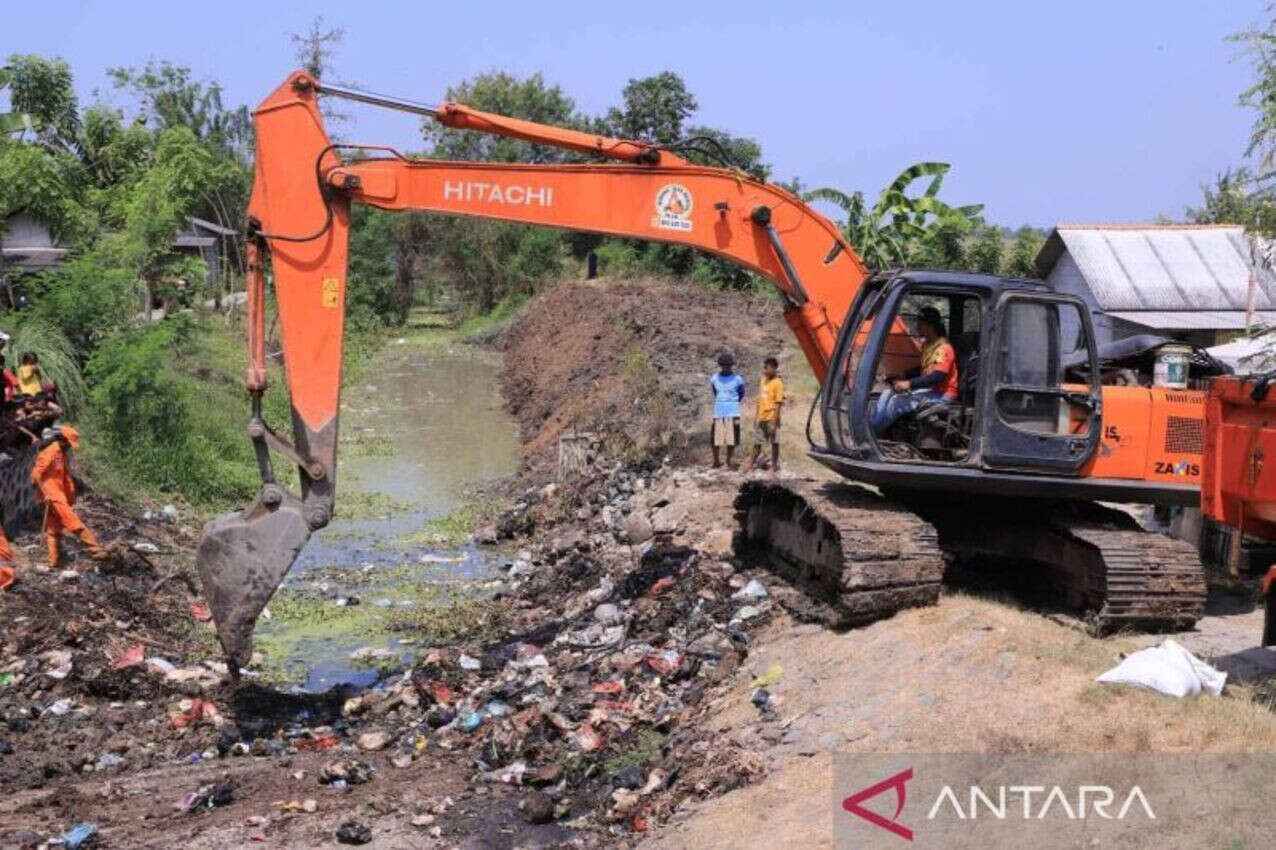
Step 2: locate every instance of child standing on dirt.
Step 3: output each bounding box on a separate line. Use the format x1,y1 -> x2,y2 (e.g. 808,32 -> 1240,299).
709,351 -> 745,468
747,356 -> 784,473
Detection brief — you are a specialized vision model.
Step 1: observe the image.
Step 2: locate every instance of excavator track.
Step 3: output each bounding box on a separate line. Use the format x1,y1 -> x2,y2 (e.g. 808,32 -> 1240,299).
904,497 -> 1207,633
734,481 -> 1206,633
734,480 -> 944,628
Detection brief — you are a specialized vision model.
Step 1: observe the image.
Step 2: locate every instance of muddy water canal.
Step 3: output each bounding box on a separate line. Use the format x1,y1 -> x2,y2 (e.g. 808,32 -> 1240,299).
253,331 -> 519,690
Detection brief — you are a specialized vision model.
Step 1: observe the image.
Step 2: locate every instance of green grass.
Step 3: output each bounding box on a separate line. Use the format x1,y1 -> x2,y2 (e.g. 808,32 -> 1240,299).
396,497 -> 501,546
332,489 -> 420,521
456,294 -> 529,344
82,312 -> 386,515
602,729 -> 666,773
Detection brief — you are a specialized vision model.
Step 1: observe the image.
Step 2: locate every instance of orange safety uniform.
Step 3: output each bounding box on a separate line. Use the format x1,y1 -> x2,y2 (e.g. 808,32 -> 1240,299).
0,525 -> 15,590
31,427 -> 105,567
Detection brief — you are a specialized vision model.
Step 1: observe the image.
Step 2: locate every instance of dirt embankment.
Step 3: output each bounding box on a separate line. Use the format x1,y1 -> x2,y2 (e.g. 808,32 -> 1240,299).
497,278 -> 789,470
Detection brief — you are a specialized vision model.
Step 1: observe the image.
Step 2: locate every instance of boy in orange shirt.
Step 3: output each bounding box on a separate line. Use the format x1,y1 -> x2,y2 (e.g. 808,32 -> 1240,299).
746,356 -> 784,473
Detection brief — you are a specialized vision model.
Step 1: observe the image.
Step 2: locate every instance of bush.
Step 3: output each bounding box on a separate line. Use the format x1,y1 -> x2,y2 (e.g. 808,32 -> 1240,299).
84,315 -> 258,504
26,256 -> 138,359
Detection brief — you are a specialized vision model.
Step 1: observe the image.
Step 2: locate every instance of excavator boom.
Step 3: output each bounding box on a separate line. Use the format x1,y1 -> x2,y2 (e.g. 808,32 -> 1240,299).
198,71 -> 873,670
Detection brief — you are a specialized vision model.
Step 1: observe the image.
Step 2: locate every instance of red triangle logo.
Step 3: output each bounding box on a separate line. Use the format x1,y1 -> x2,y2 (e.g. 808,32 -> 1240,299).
841,767 -> 914,841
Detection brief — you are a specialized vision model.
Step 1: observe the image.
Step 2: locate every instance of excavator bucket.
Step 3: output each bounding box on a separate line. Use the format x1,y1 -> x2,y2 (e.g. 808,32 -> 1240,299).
195,491 -> 311,673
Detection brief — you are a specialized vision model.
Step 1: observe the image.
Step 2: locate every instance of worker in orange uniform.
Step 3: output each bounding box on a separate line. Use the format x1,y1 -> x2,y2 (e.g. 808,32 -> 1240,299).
32,425 -> 107,568
0,521 -> 17,590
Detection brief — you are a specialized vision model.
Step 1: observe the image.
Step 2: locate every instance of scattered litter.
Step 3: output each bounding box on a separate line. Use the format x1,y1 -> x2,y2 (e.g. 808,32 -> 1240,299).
321,759 -> 375,785
179,781 -> 235,812
731,579 -> 768,601
57,822 -> 98,850
133,541 -> 160,554
1097,638 -> 1226,698
110,644 -> 145,670
42,698 -> 74,717
458,653 -> 481,671
356,731 -> 390,751
168,698 -> 223,730
336,820 -> 373,845
750,664 -> 783,689
278,798 -> 318,814
189,601 -> 213,622
41,649 -> 73,680
145,657 -> 176,673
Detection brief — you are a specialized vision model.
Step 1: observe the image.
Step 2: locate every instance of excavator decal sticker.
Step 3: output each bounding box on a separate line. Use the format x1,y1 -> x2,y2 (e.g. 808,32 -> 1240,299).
653,183 -> 693,231
321,277 -> 340,308
442,180 -> 554,207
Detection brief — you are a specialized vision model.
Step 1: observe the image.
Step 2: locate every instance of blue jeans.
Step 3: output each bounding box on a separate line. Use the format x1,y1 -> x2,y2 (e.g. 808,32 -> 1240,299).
871,389 -> 946,435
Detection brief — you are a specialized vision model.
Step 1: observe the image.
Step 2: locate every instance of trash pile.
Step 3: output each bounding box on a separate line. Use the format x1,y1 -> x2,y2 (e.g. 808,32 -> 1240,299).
0,493 -> 212,790
0,454 -> 778,844
333,461 -> 774,838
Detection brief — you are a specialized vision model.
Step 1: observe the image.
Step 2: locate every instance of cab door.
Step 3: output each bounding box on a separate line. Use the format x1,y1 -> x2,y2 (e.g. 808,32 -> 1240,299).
981,293 -> 1101,474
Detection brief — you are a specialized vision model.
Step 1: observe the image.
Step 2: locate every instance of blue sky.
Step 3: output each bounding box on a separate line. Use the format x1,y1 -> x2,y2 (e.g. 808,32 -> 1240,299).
5,0 -> 1267,226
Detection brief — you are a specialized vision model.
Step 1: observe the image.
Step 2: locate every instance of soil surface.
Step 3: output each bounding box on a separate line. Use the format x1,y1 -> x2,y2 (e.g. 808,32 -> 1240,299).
5,277 -> 1276,849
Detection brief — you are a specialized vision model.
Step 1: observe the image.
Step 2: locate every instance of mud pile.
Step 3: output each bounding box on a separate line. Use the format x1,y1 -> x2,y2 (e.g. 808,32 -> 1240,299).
497,278 -> 788,471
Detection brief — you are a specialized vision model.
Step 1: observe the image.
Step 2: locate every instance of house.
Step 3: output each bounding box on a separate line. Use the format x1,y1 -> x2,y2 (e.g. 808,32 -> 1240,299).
0,211 -> 68,273
1034,224 -> 1276,348
173,216 -> 238,288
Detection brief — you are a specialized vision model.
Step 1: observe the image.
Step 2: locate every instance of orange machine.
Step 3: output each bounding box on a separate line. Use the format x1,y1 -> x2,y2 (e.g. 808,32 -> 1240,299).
197,73 -> 1210,670
1202,374 -> 1276,643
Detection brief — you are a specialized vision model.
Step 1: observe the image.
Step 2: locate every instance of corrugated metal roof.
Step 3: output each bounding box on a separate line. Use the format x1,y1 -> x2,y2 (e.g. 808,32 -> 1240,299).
1035,225 -> 1276,311
1105,310 -> 1276,330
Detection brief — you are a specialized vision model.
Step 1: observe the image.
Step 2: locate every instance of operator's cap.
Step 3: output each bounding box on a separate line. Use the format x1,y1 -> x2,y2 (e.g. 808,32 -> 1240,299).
0,331 -> 10,343
40,427 -> 58,442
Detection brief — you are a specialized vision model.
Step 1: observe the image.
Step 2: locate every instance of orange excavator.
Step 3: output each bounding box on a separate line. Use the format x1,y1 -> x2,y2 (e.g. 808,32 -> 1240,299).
198,72 -> 1210,670
1203,375 -> 1276,643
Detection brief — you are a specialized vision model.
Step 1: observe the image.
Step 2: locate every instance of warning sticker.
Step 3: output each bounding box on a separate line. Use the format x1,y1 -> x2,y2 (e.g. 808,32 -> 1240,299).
321,277 -> 341,308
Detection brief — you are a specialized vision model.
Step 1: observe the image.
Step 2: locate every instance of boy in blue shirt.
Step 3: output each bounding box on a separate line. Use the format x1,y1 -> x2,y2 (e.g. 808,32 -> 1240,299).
709,351 -> 746,468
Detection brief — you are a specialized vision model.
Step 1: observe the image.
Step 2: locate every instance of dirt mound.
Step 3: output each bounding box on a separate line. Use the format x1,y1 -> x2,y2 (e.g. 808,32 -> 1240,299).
497,278 -> 789,470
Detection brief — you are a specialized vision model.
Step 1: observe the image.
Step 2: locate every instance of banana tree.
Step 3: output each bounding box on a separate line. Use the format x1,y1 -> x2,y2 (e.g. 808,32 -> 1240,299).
0,66 -> 35,137
805,162 -> 983,270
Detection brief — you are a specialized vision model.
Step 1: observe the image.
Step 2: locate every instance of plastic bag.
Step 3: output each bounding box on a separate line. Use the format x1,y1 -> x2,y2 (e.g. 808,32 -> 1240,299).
1096,638 -> 1226,698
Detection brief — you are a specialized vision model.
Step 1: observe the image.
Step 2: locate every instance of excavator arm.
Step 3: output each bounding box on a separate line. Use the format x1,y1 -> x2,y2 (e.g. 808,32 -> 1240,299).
198,71 -> 872,671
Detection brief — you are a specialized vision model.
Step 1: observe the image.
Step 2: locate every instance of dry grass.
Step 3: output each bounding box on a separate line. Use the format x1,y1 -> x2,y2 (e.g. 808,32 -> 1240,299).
644,593 -> 1276,850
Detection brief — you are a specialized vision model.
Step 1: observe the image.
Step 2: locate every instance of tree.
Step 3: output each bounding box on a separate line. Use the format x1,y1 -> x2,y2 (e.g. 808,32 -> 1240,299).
289,17 -> 349,125
108,61 -> 252,268
3,55 -> 79,152
423,71 -> 582,163
108,126 -> 220,311
1232,8 -> 1276,176
965,224 -> 1004,274
0,55 -> 88,240
109,62 -> 251,158
805,162 -> 983,271
291,16 -> 345,80
1004,226 -> 1045,278
1188,168 -> 1276,229
604,72 -> 698,144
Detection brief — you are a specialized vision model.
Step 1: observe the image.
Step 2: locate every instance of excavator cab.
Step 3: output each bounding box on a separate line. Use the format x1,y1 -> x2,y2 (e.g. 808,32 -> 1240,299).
815,272 -> 1103,495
